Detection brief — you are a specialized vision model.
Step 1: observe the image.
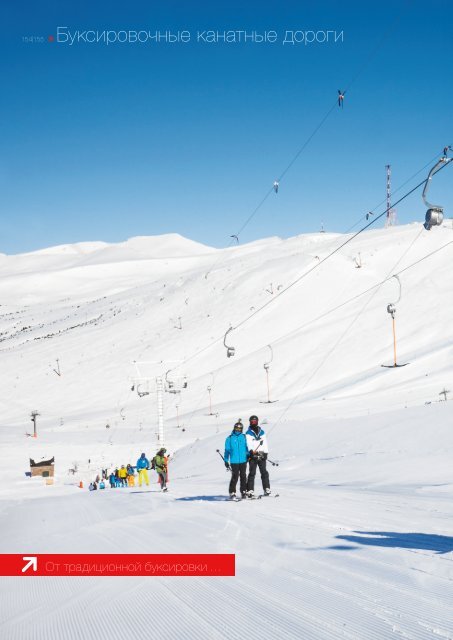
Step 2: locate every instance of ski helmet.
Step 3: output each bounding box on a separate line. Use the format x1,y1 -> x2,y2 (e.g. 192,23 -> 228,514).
233,422 -> 243,432
249,415 -> 260,433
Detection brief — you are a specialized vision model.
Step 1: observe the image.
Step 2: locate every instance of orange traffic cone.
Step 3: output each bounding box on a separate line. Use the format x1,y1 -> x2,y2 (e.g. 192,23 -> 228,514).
79,481 -> 83,489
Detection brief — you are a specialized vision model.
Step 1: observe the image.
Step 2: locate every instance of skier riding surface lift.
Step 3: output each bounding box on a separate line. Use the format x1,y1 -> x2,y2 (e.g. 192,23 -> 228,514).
152,448 -> 169,491
246,415 -> 271,497
224,421 -> 248,500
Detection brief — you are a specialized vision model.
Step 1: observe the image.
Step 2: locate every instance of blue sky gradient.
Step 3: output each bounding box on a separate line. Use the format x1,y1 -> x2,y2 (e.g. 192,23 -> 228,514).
1,0 -> 452,253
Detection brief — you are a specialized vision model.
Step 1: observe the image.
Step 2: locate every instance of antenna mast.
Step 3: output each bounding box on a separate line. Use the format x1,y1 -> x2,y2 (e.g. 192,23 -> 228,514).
385,164 -> 397,227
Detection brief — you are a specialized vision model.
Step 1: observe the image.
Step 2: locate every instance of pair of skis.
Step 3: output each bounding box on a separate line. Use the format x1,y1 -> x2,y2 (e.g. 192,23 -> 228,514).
229,493 -> 279,501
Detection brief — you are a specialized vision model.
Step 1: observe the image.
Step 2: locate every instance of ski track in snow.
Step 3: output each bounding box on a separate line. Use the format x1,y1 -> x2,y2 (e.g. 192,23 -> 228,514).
1,482 -> 453,639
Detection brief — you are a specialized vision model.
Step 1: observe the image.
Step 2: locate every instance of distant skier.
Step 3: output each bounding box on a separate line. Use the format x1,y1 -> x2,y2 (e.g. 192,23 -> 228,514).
224,421 -> 248,499
152,449 -> 168,491
338,89 -> 344,108
136,453 -> 150,487
273,180 -> 279,194
109,472 -> 116,488
443,145 -> 452,158
246,415 -> 271,497
126,464 -> 135,487
118,465 -> 128,487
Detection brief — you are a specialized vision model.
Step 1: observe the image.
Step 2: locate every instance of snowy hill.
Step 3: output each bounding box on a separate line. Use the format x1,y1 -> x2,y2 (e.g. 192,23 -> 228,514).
1,223 -> 453,640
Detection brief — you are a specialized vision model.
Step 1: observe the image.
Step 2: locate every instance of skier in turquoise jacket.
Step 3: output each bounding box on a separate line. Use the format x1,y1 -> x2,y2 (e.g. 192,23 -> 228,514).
224,421 -> 248,499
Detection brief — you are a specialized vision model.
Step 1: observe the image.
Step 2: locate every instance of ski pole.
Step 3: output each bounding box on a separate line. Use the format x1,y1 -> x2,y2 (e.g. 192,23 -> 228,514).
249,441 -> 278,466
216,449 -> 230,471
249,439 -> 263,456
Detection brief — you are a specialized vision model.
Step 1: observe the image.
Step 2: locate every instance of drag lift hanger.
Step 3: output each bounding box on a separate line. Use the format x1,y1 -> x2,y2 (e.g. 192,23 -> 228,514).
382,275 -> 408,368
165,369 -> 188,394
224,327 -> 235,357
260,345 -> 278,404
423,156 -> 452,230
137,383 -> 150,397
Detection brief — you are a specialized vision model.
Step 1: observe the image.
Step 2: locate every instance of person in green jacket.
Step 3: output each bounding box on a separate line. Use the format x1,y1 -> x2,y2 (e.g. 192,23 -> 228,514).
152,448 -> 168,492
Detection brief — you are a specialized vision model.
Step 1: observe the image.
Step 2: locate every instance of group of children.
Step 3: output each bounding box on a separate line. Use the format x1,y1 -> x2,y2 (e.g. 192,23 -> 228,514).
223,415 -> 272,499
88,448 -> 169,492
108,464 -> 136,488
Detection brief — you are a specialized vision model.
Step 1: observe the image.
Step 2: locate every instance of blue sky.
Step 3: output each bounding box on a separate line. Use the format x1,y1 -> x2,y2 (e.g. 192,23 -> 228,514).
1,0 -> 452,254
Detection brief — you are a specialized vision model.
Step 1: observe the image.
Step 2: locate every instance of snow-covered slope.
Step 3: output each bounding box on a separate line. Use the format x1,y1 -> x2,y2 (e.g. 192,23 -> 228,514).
1,224 -> 452,640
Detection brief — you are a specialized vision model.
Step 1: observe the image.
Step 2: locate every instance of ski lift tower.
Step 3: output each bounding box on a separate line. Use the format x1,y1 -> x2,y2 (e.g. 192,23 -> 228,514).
30,410 -> 40,438
385,165 -> 397,227
131,361 -> 188,448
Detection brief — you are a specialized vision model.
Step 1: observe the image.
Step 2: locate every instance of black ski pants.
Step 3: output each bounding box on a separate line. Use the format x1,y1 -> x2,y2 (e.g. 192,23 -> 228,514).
158,471 -> 167,489
229,463 -> 247,495
247,457 -> 270,492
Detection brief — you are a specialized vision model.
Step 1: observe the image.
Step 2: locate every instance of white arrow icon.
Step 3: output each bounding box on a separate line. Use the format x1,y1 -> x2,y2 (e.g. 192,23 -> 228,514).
22,557 -> 37,573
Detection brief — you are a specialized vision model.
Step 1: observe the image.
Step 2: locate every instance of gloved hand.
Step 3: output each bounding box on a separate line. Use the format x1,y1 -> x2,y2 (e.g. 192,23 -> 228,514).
225,462 -> 231,470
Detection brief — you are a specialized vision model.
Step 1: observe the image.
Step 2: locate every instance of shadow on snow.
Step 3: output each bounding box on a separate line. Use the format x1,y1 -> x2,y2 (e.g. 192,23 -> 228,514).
175,495 -> 232,502
333,531 -> 453,554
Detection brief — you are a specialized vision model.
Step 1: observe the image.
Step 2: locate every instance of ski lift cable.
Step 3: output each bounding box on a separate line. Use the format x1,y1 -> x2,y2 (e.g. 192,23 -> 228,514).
236,0 -> 413,234
233,163 -> 452,333
268,229 -> 424,434
203,100 -> 335,281
216,235 -> 453,387
266,225 -> 428,436
390,274 -> 402,306
265,233 -> 450,351
166,158 -> 452,377
422,158 -> 450,210
343,147 -> 451,234
203,100 -> 343,281
204,7 -> 412,280
181,234 -> 453,435
277,102 -> 339,184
